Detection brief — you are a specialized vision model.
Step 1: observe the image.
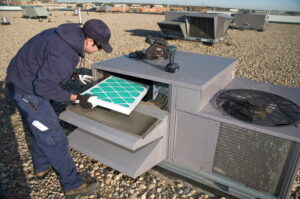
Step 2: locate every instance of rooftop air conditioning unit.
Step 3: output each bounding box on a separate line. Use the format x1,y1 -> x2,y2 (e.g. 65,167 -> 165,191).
230,12 -> 267,31
22,6 -> 49,18
157,12 -> 233,44
185,13 -> 233,43
59,52 -> 300,199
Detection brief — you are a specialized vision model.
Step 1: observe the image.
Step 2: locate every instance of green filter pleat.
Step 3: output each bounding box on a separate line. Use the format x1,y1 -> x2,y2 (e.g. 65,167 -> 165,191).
109,83 -> 120,87
130,92 -> 140,97
99,83 -> 109,87
119,103 -> 130,107
118,92 -> 131,98
111,98 -> 126,104
119,83 -> 131,87
101,98 -> 112,102
96,93 -> 107,98
124,87 -> 135,91
106,92 -> 119,98
102,87 -> 114,92
106,79 -> 116,82
90,88 -> 102,92
113,87 -> 125,91
124,98 -> 135,103
134,87 -> 145,92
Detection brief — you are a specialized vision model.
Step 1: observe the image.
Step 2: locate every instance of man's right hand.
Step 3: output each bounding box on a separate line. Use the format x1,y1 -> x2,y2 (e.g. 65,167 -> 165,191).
74,95 -> 98,109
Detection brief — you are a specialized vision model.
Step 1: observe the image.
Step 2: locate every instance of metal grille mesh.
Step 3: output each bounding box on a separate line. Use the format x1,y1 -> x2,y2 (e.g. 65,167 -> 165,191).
212,123 -> 294,195
214,89 -> 300,127
158,23 -> 185,38
187,17 -> 214,39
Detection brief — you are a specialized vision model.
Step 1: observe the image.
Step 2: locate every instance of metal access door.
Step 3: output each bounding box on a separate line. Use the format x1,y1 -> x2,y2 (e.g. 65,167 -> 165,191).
59,103 -> 169,178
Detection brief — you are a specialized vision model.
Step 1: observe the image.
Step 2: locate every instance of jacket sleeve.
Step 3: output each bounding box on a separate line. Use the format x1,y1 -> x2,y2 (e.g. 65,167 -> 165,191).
33,51 -> 76,102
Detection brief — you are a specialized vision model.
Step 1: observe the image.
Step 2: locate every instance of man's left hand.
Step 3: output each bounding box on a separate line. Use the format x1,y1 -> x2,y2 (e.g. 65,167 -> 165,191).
75,95 -> 98,109
72,72 -> 93,85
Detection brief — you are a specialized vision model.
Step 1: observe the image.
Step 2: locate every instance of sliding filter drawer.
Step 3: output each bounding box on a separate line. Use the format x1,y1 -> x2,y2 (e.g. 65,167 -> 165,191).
59,104 -> 168,150
68,128 -> 167,178
59,104 -> 169,177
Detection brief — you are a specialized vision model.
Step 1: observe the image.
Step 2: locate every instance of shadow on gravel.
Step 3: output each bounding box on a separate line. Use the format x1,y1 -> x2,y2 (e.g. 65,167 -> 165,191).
0,82 -> 30,199
125,29 -> 163,38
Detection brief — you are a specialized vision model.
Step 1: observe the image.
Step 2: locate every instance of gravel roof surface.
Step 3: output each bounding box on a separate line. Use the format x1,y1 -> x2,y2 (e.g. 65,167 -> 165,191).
0,11 -> 299,199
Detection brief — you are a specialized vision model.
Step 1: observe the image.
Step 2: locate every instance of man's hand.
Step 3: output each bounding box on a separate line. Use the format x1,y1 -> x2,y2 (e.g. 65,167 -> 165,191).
75,95 -> 98,109
72,72 -> 93,85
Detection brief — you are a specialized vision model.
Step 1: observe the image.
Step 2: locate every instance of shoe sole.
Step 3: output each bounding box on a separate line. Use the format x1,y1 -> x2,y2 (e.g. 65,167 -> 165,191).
35,168 -> 52,180
65,182 -> 100,198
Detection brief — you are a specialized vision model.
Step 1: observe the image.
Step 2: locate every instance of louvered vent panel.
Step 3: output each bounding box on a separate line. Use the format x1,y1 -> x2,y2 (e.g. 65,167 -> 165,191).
158,23 -> 186,38
187,17 -> 214,39
212,123 -> 295,196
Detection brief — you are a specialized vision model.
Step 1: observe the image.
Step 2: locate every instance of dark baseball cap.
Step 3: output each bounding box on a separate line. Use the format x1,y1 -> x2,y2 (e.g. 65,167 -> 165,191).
82,19 -> 112,53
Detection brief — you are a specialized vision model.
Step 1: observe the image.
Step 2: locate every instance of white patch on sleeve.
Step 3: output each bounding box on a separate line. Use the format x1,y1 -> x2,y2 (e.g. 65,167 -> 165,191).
32,120 -> 49,131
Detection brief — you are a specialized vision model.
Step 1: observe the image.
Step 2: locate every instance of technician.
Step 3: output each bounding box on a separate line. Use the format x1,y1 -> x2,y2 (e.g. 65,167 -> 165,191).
5,19 -> 112,197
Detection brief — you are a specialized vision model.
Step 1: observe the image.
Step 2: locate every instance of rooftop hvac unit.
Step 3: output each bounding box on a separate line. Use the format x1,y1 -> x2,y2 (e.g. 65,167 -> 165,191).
59,52 -> 300,199
158,12 -> 233,43
185,13 -> 233,43
230,12 -> 267,31
157,21 -> 187,38
22,6 -> 49,18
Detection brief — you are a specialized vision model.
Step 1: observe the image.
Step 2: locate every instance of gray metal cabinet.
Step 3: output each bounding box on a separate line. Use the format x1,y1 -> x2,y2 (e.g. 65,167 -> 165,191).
59,51 -> 236,179
58,51 -> 300,199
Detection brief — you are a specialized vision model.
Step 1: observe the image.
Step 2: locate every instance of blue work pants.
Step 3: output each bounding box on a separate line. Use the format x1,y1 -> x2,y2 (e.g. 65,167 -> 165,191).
7,89 -> 83,191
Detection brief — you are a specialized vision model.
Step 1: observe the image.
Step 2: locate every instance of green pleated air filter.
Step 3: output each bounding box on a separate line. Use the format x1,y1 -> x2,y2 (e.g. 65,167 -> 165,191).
81,76 -> 148,115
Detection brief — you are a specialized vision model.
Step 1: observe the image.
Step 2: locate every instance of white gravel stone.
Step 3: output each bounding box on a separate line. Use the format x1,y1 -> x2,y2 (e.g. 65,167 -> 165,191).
140,192 -> 147,199
148,183 -> 156,190
140,184 -> 147,190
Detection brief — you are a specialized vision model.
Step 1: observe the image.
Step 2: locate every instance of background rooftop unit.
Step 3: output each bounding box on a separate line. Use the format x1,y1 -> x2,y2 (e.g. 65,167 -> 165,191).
230,12 -> 267,31
22,6 -> 48,18
158,11 -> 233,44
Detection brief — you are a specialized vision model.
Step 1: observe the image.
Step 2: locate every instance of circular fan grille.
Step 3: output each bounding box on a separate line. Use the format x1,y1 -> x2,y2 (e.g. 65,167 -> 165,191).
214,89 -> 300,127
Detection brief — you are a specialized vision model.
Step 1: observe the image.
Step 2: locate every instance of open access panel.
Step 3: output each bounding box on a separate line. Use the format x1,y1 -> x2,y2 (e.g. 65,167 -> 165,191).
59,51 -> 300,199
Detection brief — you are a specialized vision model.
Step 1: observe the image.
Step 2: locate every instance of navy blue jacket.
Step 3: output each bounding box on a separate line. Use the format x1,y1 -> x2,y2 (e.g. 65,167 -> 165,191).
6,23 -> 85,102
